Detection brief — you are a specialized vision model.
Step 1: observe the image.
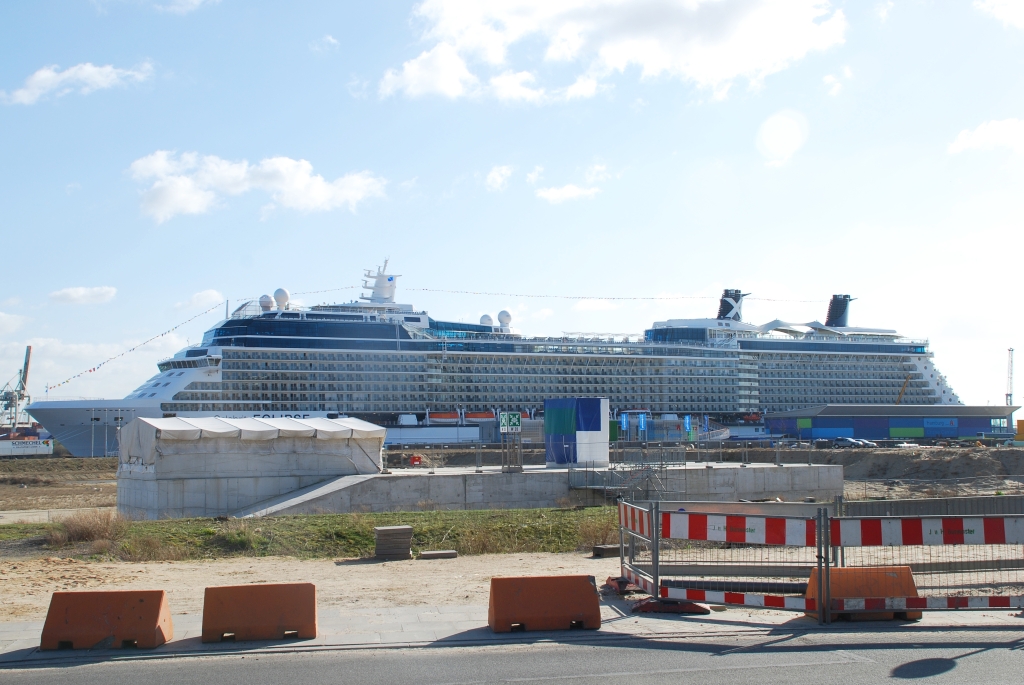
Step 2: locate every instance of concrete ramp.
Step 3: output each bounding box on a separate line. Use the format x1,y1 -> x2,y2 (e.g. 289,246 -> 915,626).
233,474 -> 380,518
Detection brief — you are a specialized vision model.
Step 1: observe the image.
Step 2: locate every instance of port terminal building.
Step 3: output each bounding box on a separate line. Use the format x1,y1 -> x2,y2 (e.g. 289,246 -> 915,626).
765,405 -> 1018,441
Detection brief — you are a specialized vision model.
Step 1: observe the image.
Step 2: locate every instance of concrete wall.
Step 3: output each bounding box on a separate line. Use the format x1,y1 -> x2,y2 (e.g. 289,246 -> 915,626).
117,445 -> 377,519
120,460 -> 844,519
243,463 -> 843,517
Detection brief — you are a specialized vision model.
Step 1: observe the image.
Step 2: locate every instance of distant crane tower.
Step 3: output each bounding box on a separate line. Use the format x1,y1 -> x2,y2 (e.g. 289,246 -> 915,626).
1,346 -> 32,431
1008,348 -> 1015,407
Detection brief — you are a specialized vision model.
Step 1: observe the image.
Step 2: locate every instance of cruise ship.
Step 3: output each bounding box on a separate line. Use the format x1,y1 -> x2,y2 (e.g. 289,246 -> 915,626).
28,263 -> 960,456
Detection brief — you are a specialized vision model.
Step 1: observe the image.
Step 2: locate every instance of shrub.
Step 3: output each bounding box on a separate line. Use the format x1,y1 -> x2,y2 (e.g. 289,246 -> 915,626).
47,510 -> 129,547
578,515 -> 618,549
119,536 -> 187,562
213,519 -> 268,553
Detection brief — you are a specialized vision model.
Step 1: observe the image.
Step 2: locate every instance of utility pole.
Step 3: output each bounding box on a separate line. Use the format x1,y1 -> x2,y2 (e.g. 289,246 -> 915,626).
1008,348 -> 1015,407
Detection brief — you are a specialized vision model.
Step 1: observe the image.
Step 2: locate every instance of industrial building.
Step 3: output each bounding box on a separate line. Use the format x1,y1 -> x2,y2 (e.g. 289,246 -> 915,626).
765,404 -> 1018,441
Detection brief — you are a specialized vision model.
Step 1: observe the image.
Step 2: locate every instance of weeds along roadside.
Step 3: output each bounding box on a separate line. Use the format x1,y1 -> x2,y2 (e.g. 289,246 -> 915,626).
8,506 -> 619,562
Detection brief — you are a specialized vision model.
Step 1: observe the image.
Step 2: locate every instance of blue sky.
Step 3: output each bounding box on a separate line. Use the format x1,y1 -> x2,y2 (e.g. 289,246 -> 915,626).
1,0 -> 1022,407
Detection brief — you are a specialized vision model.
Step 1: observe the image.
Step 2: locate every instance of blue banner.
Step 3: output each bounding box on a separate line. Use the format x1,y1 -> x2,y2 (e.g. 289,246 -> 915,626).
638,413 -> 647,431
620,413 -> 629,431
684,415 -> 691,431
703,415 -> 709,432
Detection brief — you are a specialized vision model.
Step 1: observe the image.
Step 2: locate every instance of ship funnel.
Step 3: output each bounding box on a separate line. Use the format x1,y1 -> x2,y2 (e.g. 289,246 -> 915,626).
825,294 -> 854,327
716,289 -> 748,322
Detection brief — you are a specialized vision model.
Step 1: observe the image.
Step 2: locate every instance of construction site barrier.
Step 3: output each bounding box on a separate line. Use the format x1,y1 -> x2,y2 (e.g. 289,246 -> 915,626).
202,583 -> 318,642
488,576 -> 601,632
618,501 -> 1024,624
40,590 -> 173,650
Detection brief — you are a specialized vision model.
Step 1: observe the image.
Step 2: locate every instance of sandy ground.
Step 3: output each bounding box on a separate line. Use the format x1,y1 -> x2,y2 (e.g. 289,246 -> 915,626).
0,552 -> 621,622
0,482 -> 116,512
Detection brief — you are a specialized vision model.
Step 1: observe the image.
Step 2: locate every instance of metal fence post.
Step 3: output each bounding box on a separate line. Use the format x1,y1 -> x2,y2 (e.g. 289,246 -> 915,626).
651,501 -> 660,600
823,509 -> 832,625
816,508 -> 824,626
619,517 -> 625,574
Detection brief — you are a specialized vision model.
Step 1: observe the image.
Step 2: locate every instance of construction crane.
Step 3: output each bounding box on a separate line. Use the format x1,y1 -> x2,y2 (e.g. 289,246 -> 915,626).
895,373 -> 912,405
0,346 -> 32,433
1008,348 -> 1015,406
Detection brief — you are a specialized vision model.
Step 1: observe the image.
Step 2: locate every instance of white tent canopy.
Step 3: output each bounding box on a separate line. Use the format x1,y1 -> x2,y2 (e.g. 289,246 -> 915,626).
119,416 -> 386,473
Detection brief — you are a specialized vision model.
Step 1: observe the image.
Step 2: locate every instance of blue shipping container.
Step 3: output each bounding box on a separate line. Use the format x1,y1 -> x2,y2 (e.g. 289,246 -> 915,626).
811,427 -> 854,439
813,417 -> 855,429
889,417 -> 925,428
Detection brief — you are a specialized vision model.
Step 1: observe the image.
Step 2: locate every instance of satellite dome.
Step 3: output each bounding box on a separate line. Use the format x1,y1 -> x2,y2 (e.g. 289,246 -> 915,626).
480,314 -> 494,326
258,295 -> 273,311
273,288 -> 290,310
497,310 -> 512,325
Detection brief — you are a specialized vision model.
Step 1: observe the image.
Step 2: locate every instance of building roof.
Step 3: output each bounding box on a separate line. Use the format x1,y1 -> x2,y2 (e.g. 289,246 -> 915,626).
765,404 -> 1018,419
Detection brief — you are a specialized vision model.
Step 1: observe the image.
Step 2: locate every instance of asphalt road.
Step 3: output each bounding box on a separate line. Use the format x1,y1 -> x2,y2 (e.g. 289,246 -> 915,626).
3,629 -> 1023,684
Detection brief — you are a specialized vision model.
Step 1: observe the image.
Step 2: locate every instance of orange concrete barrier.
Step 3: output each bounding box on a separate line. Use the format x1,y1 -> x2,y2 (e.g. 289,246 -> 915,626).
488,575 -> 601,632
202,583 -> 317,642
40,590 -> 173,650
807,566 -> 921,621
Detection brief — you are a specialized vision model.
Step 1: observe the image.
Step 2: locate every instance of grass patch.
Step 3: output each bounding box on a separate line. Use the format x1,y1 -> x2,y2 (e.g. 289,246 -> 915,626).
0,523 -> 49,542
1,507 -> 619,561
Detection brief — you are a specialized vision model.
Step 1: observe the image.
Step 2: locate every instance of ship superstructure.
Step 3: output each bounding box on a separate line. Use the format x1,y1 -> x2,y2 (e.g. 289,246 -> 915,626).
28,263 -> 960,456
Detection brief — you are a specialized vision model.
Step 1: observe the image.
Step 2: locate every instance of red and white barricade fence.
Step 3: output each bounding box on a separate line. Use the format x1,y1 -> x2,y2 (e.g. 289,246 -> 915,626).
618,502 -> 1024,623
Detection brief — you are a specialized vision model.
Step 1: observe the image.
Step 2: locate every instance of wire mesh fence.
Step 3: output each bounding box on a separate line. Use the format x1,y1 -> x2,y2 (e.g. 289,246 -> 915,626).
618,500 -> 1024,621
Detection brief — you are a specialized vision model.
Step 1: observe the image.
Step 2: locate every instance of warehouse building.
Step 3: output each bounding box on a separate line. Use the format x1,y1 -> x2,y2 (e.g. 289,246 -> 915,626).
765,404 -> 1018,441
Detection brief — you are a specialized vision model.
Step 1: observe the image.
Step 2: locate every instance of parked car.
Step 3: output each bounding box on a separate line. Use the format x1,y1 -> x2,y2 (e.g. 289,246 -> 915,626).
894,442 -> 920,448
833,437 -> 862,448
855,439 -> 878,448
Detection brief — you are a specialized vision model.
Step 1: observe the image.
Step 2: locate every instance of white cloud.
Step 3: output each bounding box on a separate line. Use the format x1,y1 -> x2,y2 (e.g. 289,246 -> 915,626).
2,62 -> 152,105
0,312 -> 26,336
823,65 -> 852,95
877,1 -> 894,21
154,0 -> 219,14
379,43 -> 479,98
948,119 -> 1024,154
756,109 -> 809,166
49,287 -> 117,305
526,166 -> 544,184
585,164 -> 610,183
310,35 -> 340,52
975,0 -> 1024,29
536,184 -> 600,203
489,70 -> 545,102
176,289 -> 224,310
391,0 -> 847,101
823,74 -> 841,96
486,165 -> 513,191
565,75 -> 598,100
129,150 -> 388,223
573,299 -> 618,311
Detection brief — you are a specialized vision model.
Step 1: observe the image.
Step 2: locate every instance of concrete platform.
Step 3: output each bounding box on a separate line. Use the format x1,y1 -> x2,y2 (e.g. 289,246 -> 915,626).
231,462 -> 841,518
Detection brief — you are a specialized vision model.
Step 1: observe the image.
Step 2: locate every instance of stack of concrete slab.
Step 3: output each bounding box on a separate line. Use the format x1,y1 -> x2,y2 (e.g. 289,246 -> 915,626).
374,525 -> 413,560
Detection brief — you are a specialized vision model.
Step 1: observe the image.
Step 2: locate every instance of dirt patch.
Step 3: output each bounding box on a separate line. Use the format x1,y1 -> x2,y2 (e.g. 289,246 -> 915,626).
0,482 -> 116,511
0,552 -> 619,622
0,458 -> 117,511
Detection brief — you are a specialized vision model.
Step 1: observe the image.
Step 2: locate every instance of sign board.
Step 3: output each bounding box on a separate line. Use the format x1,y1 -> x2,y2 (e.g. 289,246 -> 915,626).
924,418 -> 957,428
638,413 -> 647,431
703,415 -> 710,432
684,415 -> 691,432
620,413 -> 629,431
499,412 -> 522,433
